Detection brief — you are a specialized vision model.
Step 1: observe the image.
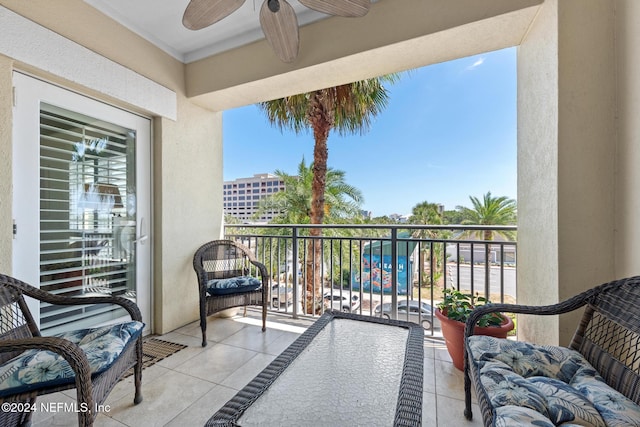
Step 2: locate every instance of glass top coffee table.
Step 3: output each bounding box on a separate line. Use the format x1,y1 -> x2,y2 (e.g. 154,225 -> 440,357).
206,310 -> 424,426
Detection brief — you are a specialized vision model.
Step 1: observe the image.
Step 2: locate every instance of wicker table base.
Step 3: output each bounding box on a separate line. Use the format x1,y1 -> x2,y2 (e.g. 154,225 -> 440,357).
206,310 -> 424,426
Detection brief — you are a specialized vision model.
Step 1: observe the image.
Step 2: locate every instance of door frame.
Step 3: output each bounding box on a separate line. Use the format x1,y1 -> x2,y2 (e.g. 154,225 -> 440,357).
11,71 -> 152,331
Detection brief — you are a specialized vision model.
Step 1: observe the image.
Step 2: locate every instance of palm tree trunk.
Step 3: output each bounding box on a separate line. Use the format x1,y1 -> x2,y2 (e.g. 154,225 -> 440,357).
304,239 -> 322,314
483,229 -> 492,299
419,247 -> 425,287
305,91 -> 333,314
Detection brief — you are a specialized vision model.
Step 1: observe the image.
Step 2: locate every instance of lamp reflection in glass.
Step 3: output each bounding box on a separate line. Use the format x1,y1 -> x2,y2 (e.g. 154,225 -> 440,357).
79,183 -> 123,212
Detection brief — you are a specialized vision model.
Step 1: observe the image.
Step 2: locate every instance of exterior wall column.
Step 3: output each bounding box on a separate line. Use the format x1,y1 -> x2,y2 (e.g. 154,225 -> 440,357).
518,0 -> 616,345
614,0 -> 640,278
153,100 -> 224,334
0,55 -> 13,275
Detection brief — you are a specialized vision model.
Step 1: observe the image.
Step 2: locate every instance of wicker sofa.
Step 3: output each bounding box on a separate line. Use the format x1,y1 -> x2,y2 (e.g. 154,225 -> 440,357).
463,276 -> 640,427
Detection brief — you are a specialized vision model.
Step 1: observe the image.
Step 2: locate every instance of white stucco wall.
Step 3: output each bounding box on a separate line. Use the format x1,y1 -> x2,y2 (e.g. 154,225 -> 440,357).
0,6 -> 176,120
557,0 -> 616,344
153,103 -> 223,332
0,2 -> 223,334
518,0 -> 617,345
615,0 -> 640,278
0,55 -> 12,275
187,0 -> 543,111
517,0 -> 561,345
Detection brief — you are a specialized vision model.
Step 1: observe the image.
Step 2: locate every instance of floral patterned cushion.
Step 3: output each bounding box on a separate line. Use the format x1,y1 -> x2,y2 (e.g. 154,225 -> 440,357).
468,336 -> 640,426
571,373 -> 640,427
495,405 -> 556,427
0,321 -> 144,397
206,276 -> 261,295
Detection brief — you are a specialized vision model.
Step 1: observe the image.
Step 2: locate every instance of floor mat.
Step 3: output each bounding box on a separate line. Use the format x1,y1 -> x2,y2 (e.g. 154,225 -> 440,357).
123,337 -> 187,378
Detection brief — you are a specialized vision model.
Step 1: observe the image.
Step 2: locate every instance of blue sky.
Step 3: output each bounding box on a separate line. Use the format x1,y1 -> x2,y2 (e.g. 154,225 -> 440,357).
223,47 -> 516,217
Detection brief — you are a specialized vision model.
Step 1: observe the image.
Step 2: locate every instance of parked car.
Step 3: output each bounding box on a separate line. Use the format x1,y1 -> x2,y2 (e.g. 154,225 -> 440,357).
271,284 -> 294,309
323,291 -> 360,312
374,300 -> 440,330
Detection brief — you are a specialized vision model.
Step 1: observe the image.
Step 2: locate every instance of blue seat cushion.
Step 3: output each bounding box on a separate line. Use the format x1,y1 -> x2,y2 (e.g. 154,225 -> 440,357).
468,335 -> 640,426
206,276 -> 261,295
0,321 -> 144,397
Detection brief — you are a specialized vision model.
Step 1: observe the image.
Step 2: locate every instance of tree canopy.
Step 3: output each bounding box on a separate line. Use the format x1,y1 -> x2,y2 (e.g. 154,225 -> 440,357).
456,192 -> 517,240
258,158 -> 363,224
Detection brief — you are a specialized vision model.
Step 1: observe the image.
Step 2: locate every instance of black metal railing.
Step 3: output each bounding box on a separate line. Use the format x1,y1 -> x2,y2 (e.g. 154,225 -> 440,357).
225,224 -> 516,336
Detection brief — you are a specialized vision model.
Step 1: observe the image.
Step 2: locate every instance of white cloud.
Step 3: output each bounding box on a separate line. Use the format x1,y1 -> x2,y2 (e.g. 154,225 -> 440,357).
465,57 -> 485,71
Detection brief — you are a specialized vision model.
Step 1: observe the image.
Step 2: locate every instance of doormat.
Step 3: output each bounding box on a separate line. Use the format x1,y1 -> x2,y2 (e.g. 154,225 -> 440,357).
123,337 -> 188,378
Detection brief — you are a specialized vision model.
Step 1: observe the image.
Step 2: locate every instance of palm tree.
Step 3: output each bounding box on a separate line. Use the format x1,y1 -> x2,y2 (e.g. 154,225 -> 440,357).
258,158 -> 363,224
456,192 -> 517,241
456,192 -> 516,299
409,201 -> 443,226
257,159 -> 364,312
259,76 -> 397,313
409,201 -> 449,287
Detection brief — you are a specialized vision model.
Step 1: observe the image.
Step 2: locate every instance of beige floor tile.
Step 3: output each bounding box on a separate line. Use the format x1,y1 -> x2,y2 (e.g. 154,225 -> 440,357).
422,343 -> 437,360
171,320 -> 201,337
433,358 -> 470,402
434,345 -> 453,363
423,356 -> 437,395
176,316 -> 248,344
205,316 -> 251,338
32,391 -> 79,426
219,324 -> 285,353
94,413 -> 128,426
154,332 -> 208,370
104,363 -> 172,406
422,391 -> 438,426
435,395 -> 483,427
164,384 -> 238,427
156,330 -> 206,347
220,352 -> 277,390
107,370 -> 215,427
260,330 -> 302,355
173,342 -> 258,384
154,345 -> 206,370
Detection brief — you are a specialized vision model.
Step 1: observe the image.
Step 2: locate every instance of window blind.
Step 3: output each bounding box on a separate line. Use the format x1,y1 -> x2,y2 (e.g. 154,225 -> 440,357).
39,103 -> 137,335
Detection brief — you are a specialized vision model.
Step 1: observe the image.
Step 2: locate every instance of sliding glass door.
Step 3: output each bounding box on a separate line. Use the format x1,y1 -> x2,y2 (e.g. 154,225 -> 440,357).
12,72 -> 151,334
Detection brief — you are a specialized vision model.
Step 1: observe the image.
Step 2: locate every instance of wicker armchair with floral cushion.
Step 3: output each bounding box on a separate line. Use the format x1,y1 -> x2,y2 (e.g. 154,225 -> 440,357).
193,240 -> 268,347
0,273 -> 144,427
464,276 -> 640,427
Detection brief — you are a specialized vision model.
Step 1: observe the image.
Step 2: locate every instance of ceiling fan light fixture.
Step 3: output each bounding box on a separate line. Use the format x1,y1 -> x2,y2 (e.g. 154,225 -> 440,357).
182,0 -> 372,61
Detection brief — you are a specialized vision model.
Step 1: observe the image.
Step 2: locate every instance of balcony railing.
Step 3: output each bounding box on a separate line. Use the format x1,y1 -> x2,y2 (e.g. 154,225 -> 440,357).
224,224 -> 516,336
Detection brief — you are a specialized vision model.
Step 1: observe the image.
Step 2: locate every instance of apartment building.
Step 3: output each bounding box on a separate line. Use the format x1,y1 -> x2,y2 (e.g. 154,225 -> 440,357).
223,173 -> 285,222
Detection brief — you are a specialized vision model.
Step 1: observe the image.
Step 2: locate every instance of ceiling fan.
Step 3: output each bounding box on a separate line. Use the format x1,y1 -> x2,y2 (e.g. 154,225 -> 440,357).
182,0 -> 371,63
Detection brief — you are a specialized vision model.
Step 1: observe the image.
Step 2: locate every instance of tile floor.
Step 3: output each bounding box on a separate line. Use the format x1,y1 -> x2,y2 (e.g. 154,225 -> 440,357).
32,312 -> 484,426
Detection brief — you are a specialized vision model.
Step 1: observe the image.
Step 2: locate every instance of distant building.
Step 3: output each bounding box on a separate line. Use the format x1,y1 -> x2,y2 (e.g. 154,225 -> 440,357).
389,213 -> 411,223
224,173 -> 285,222
360,210 -> 373,219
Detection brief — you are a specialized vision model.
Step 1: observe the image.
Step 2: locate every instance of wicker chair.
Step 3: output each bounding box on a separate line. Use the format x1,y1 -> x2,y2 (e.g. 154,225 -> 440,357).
193,240 -> 268,347
463,276 -> 640,426
0,273 -> 143,427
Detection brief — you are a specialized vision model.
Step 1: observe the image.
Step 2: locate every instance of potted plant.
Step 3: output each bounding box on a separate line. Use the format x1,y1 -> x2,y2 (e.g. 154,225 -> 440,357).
435,288 -> 514,370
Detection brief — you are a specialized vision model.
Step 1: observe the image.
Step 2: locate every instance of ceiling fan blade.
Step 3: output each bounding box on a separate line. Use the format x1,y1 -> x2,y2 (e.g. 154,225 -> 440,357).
183,0 -> 246,30
299,0 -> 370,17
260,0 -> 299,63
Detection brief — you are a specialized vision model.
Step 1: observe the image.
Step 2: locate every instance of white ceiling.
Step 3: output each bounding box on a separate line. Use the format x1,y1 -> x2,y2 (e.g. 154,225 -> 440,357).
84,0 -> 331,63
